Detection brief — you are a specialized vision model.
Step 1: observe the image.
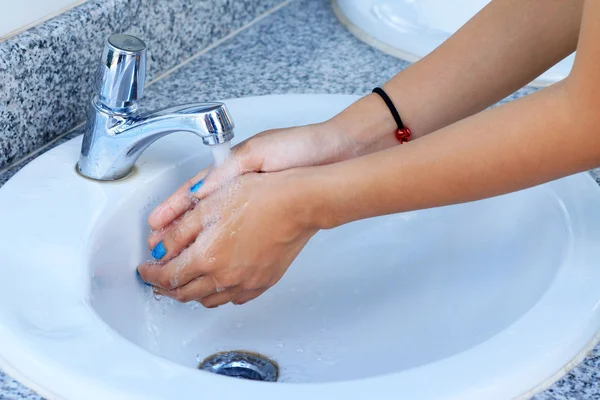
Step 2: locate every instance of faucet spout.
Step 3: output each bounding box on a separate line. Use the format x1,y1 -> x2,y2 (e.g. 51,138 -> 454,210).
76,34 -> 235,181
77,100 -> 234,181
120,103 -> 235,146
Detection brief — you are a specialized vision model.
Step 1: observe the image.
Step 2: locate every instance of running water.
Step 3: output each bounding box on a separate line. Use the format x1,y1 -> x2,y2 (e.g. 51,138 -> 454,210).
211,142 -> 232,167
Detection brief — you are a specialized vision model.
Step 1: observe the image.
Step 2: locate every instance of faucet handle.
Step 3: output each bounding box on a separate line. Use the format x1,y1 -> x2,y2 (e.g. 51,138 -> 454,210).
96,34 -> 147,109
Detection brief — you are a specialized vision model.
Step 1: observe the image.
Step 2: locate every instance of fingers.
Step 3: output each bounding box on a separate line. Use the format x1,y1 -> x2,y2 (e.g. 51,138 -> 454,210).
152,283 -> 265,307
148,168 -> 208,231
153,275 -> 217,303
147,221 -> 175,250
138,246 -> 206,290
148,140 -> 259,232
148,206 -> 206,261
148,145 -> 247,232
232,289 -> 265,305
199,287 -> 244,308
189,151 -> 243,202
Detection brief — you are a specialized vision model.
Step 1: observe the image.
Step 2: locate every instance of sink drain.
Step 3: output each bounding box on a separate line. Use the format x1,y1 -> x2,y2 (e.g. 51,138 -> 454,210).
198,351 -> 278,382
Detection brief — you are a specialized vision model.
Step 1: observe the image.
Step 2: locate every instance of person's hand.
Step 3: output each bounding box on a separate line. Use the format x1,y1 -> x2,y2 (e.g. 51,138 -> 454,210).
146,122 -> 348,238
137,170 -> 317,307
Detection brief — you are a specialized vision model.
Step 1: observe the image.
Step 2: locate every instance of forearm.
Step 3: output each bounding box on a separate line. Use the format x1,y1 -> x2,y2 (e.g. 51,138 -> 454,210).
329,0 -> 583,157
306,80 -> 600,229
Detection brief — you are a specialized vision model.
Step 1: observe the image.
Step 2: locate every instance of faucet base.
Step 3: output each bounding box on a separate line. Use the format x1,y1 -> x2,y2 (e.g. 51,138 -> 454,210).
76,162 -> 135,182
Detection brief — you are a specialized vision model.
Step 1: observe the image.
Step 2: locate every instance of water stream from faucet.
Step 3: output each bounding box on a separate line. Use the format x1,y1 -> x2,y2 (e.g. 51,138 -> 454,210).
211,142 -> 232,167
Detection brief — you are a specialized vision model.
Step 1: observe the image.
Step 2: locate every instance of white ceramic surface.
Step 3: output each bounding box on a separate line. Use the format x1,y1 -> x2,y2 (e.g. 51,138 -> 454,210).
0,0 -> 85,40
333,0 -> 575,87
1,95 -> 600,399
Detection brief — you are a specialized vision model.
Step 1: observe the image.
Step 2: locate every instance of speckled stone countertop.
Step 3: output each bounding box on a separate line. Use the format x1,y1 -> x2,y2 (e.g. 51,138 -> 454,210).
1,0 -> 599,399
0,0 -> 285,170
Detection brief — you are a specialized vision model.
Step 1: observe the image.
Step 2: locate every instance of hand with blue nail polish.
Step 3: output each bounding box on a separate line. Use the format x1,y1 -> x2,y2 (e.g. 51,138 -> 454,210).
138,170 -> 318,308
140,120 -> 382,307
146,122 -> 350,241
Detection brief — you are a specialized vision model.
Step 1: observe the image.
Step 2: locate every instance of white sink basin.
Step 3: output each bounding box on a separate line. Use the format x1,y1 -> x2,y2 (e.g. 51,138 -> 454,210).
1,94 -> 600,399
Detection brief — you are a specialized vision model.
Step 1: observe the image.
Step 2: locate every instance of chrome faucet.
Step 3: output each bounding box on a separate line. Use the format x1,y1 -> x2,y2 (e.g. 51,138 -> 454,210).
77,34 -> 235,181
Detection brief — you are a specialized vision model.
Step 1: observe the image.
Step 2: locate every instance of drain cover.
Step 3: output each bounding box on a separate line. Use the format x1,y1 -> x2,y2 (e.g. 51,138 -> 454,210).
199,351 -> 278,382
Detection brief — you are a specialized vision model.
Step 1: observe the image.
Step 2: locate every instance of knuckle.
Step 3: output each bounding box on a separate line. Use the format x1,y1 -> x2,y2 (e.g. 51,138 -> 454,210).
245,275 -> 264,291
157,275 -> 174,290
237,140 -> 253,157
170,224 -> 187,246
214,273 -> 236,289
239,281 -> 255,292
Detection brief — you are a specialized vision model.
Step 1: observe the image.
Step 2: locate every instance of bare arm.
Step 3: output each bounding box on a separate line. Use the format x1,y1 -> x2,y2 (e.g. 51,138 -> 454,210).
139,0 -> 595,308
333,0 -> 584,156
147,0 -> 583,231
306,0 -> 600,229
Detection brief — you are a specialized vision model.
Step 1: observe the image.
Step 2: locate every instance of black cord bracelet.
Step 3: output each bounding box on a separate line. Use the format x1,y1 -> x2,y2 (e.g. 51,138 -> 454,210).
372,87 -> 412,143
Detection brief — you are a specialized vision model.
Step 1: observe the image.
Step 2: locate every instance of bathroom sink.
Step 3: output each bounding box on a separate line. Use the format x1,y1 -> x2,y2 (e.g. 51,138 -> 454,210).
333,0 -> 574,87
1,94 -> 600,399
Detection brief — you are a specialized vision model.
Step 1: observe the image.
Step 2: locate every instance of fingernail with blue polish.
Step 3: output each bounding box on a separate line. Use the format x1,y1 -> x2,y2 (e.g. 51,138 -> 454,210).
151,241 -> 167,260
136,269 -> 152,287
189,180 -> 204,193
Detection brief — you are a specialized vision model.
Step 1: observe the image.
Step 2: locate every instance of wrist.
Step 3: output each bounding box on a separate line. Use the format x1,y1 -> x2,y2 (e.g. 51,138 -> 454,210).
281,166 -> 340,231
325,93 -> 401,158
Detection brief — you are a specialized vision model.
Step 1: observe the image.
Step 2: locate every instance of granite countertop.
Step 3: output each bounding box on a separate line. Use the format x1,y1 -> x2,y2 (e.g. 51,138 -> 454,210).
1,0 -> 599,398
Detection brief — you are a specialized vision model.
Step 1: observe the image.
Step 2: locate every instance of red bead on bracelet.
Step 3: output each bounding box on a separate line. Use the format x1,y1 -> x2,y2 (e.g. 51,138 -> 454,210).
372,87 -> 412,144
396,127 -> 412,144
